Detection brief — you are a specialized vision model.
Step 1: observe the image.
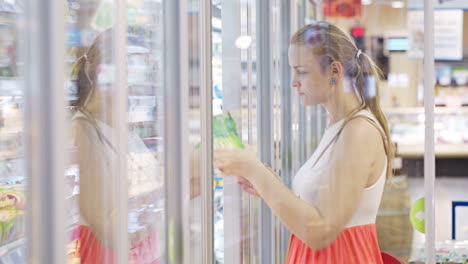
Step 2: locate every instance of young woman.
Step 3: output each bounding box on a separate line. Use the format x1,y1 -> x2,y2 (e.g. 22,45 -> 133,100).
215,22 -> 393,263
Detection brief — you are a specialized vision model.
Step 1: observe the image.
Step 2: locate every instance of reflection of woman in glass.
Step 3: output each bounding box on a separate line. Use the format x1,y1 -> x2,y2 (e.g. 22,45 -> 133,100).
71,31 -> 117,263
71,30 -> 159,263
215,22 -> 393,263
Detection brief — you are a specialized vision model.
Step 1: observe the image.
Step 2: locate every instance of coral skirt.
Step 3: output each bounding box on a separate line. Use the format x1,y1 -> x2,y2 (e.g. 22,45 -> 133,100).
69,225 -> 160,264
286,224 -> 383,264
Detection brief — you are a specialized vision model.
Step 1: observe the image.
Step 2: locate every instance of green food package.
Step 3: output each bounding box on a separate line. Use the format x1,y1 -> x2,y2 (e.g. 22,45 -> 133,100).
195,113 -> 243,190
0,208 -> 17,244
212,113 -> 244,149
195,113 -> 244,150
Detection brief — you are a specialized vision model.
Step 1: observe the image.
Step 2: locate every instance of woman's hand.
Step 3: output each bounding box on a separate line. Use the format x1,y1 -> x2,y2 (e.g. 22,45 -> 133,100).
237,177 -> 261,197
214,148 -> 265,182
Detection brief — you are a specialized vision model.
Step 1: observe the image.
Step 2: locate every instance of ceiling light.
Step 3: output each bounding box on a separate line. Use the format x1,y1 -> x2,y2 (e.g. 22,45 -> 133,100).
391,1 -> 405,8
362,0 -> 372,5
235,36 -> 252,50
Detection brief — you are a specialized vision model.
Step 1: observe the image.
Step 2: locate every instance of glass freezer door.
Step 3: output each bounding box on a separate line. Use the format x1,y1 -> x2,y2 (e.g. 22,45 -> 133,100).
0,1 -> 26,262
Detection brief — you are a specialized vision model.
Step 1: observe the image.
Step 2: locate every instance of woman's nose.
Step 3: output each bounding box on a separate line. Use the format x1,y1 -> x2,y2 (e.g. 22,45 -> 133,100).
292,81 -> 300,88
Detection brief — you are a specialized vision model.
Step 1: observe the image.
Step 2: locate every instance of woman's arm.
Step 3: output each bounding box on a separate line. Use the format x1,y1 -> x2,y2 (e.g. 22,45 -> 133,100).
217,118 -> 386,250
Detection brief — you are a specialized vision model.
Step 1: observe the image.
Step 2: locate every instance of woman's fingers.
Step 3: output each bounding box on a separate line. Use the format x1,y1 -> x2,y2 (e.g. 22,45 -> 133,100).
214,148 -> 258,178
237,177 -> 247,183
213,156 -> 230,170
242,186 -> 260,197
236,177 -> 259,197
214,148 -> 237,158
237,178 -> 251,187
214,151 -> 241,176
214,151 -> 234,167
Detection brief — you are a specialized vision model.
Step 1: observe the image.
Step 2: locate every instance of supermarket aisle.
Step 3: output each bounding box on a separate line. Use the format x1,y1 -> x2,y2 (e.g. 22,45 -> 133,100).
0,0 -> 466,262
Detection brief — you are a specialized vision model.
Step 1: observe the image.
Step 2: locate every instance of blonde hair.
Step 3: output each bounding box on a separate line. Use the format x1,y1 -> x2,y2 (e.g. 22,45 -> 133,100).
291,22 -> 393,179
71,30 -> 114,110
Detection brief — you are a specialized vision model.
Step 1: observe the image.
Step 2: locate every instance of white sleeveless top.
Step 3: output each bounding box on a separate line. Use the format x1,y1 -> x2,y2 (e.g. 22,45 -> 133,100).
72,111 -> 162,228
292,109 -> 387,228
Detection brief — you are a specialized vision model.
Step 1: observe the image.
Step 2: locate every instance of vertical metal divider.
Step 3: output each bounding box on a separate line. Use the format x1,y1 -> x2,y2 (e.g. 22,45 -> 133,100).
247,1 -> 254,146
272,1 -> 282,262
291,1 -> 300,175
180,1 -> 191,261
271,1 -> 284,262
423,0 -> 436,263
239,3 -> 252,263
271,1 -> 278,262
256,0 -> 274,263
115,0 -> 129,262
297,0 -> 307,165
246,1 -> 256,263
25,0 -> 66,262
200,0 -> 214,263
221,0 -> 245,263
279,0 -> 292,262
163,0 -> 189,263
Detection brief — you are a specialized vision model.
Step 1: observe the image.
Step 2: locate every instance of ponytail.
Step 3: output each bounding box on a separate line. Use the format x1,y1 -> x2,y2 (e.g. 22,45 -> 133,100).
355,52 -> 394,179
71,42 -> 101,110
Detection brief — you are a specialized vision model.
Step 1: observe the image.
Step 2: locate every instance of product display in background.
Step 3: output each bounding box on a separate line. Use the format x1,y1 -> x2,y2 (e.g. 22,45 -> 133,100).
0,186 -> 25,246
0,1 -> 26,261
0,97 -> 23,161
408,10 -> 463,61
376,175 -> 413,262
323,0 -> 362,18
386,108 -> 468,149
0,2 -> 19,79
452,67 -> 468,86
127,134 -> 164,198
410,240 -> 468,264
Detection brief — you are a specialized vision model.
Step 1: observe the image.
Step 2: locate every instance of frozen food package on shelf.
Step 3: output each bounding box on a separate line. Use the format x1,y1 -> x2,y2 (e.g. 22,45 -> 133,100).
0,186 -> 25,245
409,240 -> 468,264
127,133 -> 164,198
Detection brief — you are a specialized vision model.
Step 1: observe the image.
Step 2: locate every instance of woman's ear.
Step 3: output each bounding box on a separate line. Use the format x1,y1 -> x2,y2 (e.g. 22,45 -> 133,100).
329,61 -> 343,79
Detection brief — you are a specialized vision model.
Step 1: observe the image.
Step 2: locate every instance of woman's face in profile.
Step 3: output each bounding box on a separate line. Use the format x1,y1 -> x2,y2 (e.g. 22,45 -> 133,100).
288,44 -> 333,106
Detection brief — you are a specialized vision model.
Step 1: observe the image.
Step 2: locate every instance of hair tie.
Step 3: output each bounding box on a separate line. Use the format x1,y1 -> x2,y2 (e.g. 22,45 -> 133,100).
355,49 -> 362,59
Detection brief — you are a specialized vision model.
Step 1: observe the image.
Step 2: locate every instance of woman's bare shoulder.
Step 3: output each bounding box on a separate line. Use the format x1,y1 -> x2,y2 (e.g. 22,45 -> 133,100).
338,117 -> 386,158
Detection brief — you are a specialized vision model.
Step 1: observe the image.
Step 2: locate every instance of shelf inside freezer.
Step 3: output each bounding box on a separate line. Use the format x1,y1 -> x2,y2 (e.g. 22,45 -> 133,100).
0,79 -> 22,97
0,209 -> 25,252
0,238 -> 25,258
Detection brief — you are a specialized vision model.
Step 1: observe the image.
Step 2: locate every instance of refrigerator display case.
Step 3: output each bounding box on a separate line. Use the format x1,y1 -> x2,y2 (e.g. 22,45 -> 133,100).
0,1 -> 25,262
64,0 -> 165,262
0,0 -> 452,263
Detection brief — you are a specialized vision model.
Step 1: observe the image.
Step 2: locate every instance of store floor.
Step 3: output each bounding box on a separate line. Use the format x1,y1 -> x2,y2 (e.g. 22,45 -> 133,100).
408,176 -> 468,252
